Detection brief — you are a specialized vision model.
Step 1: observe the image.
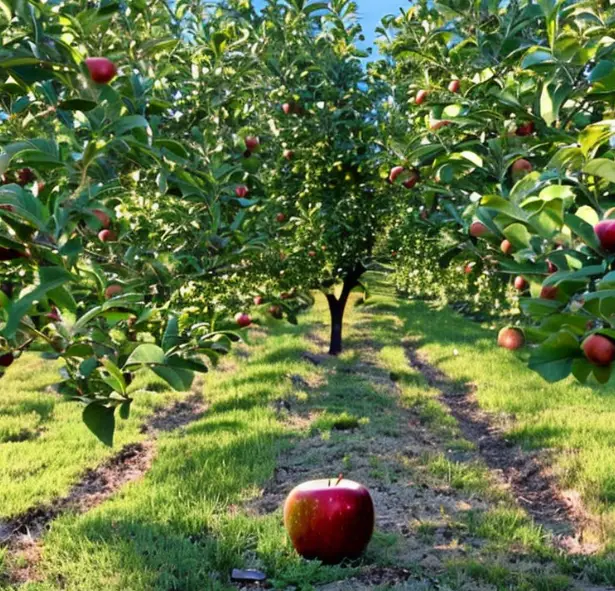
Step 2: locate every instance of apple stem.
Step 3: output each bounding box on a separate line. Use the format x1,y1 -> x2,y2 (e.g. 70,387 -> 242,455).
335,473 -> 343,486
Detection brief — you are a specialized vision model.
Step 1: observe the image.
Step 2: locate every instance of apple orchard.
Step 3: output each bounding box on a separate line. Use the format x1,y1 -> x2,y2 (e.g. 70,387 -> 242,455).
1,0 -> 615,446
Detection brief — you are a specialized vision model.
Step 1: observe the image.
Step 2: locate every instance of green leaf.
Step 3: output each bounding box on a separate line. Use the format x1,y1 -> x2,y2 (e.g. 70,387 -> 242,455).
564,212 -> 601,253
57,98 -> 98,112
503,223 -> 532,250
150,365 -> 194,391
101,358 -> 126,395
124,344 -> 166,367
528,330 -> 581,383
119,400 -> 131,420
162,316 -> 180,352
584,158 -> 615,183
83,403 -> 115,446
109,115 -> 150,136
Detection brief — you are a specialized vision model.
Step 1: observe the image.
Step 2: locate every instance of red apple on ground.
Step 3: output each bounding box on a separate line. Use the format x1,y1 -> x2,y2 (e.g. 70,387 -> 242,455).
497,327 -> 525,351
511,158 -> 532,181
540,285 -> 558,300
500,239 -> 513,255
93,209 -> 111,228
583,334 -> 615,366
389,166 -> 404,184
448,80 -> 460,93
269,305 -> 283,319
104,284 -> 123,299
594,220 -> 615,252
276,213 -> 286,223
403,170 -> 419,189
469,221 -> 488,238
515,121 -> 535,136
283,149 -> 294,160
234,312 -> 252,328
85,57 -> 117,84
253,295 -> 264,306
245,136 -> 260,152
0,352 -> 14,367
514,276 -> 528,291
98,229 -> 116,242
235,185 -> 249,199
283,478 -> 375,564
415,89 -> 428,105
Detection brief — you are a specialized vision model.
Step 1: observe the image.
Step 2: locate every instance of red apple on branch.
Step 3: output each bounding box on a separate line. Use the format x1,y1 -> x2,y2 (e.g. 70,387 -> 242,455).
403,170 -> 419,189
98,229 -> 116,242
497,327 -> 524,350
283,149 -> 294,160
594,220 -> 615,252
464,262 -> 475,274
514,276 -> 528,291
93,209 -> 111,228
269,305 -> 283,319
540,285 -> 558,300
415,89 -> 428,105
583,334 -> 615,366
500,239 -> 513,255
469,221 -> 488,238
104,284 -> 123,299
429,119 -> 452,131
282,103 -> 292,115
389,166 -> 404,184
511,158 -> 532,181
234,312 -> 252,328
448,79 -> 460,93
515,121 -> 535,136
245,136 -> 260,152
17,168 -> 35,186
547,260 -> 558,274
253,295 -> 264,306
283,477 -> 375,564
276,212 -> 286,223
85,57 -> 117,84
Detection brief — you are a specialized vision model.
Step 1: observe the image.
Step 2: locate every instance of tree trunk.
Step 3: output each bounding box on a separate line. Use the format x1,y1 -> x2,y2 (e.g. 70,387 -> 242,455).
325,263 -> 365,356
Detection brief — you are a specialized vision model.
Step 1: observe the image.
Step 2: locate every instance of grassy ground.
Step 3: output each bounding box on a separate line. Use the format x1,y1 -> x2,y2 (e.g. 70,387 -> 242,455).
2,277 -> 615,589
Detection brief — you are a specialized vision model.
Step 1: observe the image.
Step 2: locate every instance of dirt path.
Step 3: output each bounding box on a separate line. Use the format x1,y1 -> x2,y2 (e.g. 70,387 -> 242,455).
0,386 -> 206,585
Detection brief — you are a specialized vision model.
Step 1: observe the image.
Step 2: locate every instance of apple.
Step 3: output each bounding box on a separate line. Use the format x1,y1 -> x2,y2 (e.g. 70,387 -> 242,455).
403,170 -> 419,189
448,79 -> 460,93
17,168 -> 35,186
469,221 -> 488,238
284,478 -> 374,564
269,305 -> 283,319
85,57 -> 117,84
276,212 -> 286,223
511,158 -> 532,181
594,219 -> 615,252
497,327 -> 525,350
46,307 -> 61,322
235,312 -> 252,328
283,149 -> 294,160
0,352 -> 14,368
514,276 -> 528,291
389,166 -> 404,184
582,334 -> 615,366
235,185 -> 249,199
515,121 -> 535,137
540,285 -> 558,300
0,247 -> 25,261
245,136 -> 260,152
547,260 -> 558,274
415,89 -> 428,105
104,284 -> 123,299
93,209 -> 111,228
282,103 -> 292,115
500,239 -> 513,255
430,119 -> 452,131
253,295 -> 264,306
98,229 -> 116,242
308,250 -> 316,257
464,262 -> 475,274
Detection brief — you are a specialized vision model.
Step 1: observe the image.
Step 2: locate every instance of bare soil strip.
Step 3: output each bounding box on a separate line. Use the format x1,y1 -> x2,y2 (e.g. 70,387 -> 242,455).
403,339 -> 597,554
1,388 -> 206,584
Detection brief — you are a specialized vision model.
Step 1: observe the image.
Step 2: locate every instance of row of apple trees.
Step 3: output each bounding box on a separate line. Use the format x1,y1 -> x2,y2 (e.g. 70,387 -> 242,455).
379,0 -> 615,384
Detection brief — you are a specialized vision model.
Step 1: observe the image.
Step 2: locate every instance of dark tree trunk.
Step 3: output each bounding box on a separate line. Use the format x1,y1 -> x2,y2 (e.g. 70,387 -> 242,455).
325,263 -> 365,355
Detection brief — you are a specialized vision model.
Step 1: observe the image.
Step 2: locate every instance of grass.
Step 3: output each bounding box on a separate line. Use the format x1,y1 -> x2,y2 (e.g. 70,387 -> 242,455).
3,275 -> 615,588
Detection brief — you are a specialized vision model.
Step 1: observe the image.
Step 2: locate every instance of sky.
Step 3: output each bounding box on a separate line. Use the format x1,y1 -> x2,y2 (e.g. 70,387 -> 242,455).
250,0 -> 407,55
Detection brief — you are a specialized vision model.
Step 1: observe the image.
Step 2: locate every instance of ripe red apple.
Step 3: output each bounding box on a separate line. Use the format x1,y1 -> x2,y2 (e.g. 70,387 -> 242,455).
0,352 -> 14,367
308,250 -> 316,257
245,136 -> 260,152
46,307 -> 61,322
93,209 -> 111,228
430,119 -> 452,131
500,239 -> 513,255
283,149 -> 294,160
253,295 -> 264,306
235,185 -> 249,199
284,478 -> 374,564
515,121 -> 535,137
469,221 -> 488,238
98,229 -> 116,242
464,262 -> 475,275
511,158 -> 532,181
234,312 -> 252,328
16,168 -> 35,186
403,170 -> 419,189
540,285 -> 558,300
594,220 -> 615,252
415,89 -> 428,105
497,327 -> 525,350
104,284 -> 123,299
514,276 -> 528,291
282,103 -> 292,115
269,305 -> 283,319
389,166 -> 404,184
547,260 -> 558,274
276,212 -> 286,223
448,79 -> 460,93
582,334 -> 615,366
85,57 -> 117,84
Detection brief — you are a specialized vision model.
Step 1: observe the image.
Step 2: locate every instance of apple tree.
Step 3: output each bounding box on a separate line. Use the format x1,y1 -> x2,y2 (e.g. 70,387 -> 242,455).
378,0 -> 615,383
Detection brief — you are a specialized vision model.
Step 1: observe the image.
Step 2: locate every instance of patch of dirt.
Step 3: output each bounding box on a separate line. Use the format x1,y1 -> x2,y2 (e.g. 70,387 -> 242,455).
403,339 -> 599,555
0,380 -> 207,585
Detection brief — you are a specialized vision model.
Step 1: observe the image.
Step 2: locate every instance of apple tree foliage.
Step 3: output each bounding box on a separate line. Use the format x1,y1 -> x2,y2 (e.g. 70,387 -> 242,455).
379,0 -> 615,384
0,0 -> 276,443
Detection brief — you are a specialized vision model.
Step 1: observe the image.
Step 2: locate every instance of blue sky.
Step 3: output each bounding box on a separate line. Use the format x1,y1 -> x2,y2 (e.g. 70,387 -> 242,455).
251,0 -> 407,54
